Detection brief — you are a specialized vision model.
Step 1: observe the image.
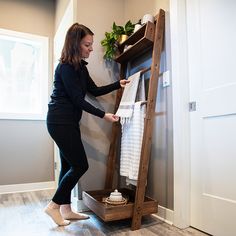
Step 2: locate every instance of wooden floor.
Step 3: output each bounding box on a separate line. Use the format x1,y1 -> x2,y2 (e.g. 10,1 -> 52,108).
0,189 -> 208,236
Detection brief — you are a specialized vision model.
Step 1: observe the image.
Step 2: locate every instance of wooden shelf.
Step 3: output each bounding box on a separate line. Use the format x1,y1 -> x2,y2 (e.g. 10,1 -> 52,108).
83,188 -> 157,222
84,9 -> 165,230
115,22 -> 155,63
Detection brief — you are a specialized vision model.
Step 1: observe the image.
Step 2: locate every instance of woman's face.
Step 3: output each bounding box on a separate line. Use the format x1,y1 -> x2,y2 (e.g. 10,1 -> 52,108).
80,34 -> 93,59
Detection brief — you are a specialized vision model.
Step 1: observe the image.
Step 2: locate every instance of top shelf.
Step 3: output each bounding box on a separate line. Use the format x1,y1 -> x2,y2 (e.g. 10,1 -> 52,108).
115,21 -> 155,64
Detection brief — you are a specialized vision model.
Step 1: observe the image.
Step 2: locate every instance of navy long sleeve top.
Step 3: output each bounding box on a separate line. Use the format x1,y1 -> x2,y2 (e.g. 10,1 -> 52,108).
47,60 -> 121,124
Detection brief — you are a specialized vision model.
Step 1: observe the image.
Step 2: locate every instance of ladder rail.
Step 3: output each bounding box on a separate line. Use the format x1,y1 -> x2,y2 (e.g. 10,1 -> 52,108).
104,9 -> 165,231
131,9 -> 165,230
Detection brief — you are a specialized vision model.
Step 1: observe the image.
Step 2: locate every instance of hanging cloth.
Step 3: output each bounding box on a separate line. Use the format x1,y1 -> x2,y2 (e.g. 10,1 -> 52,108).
119,74 -> 146,186
115,71 -> 141,124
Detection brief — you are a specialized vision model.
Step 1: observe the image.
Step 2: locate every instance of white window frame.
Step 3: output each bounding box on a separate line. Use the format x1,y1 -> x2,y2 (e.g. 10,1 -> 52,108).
0,28 -> 48,120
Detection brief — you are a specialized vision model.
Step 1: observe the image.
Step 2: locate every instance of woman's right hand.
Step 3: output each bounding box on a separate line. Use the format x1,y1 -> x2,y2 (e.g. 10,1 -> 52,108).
104,113 -> 119,122
120,79 -> 130,88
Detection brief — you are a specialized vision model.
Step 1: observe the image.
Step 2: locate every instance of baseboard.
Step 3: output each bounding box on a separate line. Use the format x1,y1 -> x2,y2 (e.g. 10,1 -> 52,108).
152,205 -> 174,225
71,197 -> 90,212
0,181 -> 56,194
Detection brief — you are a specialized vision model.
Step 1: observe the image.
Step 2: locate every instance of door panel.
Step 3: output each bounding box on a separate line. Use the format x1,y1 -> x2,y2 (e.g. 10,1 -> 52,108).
187,0 -> 236,235
201,84 -> 236,118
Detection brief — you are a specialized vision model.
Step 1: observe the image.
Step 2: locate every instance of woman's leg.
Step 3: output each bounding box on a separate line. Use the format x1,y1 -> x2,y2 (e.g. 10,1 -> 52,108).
58,150 -> 70,184
45,124 -> 72,226
45,124 -> 89,225
51,125 -> 88,204
44,201 -> 70,226
60,204 -> 89,220
58,145 -> 89,220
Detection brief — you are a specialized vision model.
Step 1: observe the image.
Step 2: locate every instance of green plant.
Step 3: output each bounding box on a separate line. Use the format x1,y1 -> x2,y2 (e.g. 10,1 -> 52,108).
101,20 -> 135,60
112,20 -> 135,36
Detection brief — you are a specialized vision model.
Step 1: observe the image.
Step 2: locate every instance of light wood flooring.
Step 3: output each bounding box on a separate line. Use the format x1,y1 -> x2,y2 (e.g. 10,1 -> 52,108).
0,189 -> 209,236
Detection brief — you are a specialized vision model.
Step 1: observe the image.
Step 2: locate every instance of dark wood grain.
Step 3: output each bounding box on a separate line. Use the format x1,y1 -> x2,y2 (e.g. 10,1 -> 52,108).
131,9 -> 166,231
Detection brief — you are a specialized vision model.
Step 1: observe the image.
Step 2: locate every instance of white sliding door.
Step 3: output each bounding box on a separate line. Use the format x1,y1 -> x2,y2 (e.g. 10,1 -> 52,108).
187,1 -> 236,235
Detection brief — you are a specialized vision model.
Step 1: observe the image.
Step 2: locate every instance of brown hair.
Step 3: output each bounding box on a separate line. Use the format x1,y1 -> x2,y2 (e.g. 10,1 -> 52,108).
60,23 -> 94,70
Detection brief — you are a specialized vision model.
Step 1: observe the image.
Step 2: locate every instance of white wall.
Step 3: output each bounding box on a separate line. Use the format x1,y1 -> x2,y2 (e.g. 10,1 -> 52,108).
0,0 -> 55,185
124,0 -> 169,23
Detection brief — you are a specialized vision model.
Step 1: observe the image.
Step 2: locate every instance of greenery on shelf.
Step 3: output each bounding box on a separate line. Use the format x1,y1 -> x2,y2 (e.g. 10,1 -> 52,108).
101,20 -> 135,60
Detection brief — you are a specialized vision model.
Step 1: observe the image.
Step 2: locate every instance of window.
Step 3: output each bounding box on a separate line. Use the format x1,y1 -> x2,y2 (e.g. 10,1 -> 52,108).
0,28 -> 48,120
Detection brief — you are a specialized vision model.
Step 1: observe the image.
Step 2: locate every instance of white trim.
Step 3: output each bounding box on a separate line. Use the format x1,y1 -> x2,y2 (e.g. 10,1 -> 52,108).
152,205 -> 174,225
0,181 -> 56,194
169,0 -> 191,229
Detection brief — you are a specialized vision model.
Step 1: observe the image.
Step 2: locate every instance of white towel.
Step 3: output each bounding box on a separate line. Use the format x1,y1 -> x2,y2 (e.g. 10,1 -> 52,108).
119,75 -> 146,186
115,71 -> 141,124
120,101 -> 146,181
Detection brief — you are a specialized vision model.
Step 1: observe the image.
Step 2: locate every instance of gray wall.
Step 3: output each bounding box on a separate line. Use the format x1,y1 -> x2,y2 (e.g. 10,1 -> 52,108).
0,0 -> 55,184
0,120 -> 53,184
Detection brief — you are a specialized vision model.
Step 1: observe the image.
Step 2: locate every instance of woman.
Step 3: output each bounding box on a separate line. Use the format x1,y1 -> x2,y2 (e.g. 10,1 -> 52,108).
45,23 -> 128,226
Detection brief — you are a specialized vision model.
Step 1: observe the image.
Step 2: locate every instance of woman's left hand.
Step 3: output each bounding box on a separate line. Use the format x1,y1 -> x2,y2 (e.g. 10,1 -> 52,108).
104,113 -> 119,122
120,79 -> 130,88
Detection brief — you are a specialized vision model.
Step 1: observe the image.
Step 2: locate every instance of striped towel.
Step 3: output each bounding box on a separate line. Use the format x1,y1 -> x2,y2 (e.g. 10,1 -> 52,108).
119,74 -> 146,185
120,101 -> 146,182
115,71 -> 141,124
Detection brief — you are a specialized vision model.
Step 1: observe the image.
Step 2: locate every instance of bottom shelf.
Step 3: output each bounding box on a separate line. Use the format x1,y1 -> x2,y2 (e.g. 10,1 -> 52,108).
83,188 -> 158,222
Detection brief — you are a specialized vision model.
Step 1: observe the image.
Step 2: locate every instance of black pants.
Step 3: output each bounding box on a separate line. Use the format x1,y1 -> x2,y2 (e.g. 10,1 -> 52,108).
47,123 -> 88,204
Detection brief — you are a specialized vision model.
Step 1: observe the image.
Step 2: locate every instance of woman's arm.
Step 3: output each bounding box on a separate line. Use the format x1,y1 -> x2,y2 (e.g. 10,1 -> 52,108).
60,64 -> 105,118
87,75 -> 121,97
87,75 -> 130,97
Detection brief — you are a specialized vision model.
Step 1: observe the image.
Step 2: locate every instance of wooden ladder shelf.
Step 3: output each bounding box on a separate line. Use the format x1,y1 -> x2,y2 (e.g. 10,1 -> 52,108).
83,9 -> 165,231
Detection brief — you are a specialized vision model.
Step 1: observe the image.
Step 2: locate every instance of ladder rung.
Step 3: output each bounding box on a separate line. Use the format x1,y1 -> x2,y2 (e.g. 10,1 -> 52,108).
140,67 -> 163,77
140,67 -> 151,75
141,101 -> 147,105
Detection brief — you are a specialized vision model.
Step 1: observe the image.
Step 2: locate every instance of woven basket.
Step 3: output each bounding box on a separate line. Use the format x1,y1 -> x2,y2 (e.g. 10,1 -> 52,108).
103,197 -> 128,205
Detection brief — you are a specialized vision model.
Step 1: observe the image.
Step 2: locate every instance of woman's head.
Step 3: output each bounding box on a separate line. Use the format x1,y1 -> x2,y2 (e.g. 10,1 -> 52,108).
60,23 -> 94,69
